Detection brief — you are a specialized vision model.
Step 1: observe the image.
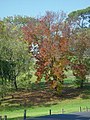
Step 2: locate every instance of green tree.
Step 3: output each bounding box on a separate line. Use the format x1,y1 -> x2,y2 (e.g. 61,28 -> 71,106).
68,7 -> 90,28
0,18 -> 33,90
68,7 -> 90,88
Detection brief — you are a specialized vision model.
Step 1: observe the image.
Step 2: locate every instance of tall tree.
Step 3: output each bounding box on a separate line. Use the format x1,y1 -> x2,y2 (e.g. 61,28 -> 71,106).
68,7 -> 90,28
23,11 -> 70,94
67,7 -> 90,88
0,19 -> 32,90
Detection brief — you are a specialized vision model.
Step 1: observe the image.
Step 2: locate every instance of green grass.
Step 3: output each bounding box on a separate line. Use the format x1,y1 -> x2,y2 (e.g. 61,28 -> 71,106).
0,70 -> 90,120
0,98 -> 90,120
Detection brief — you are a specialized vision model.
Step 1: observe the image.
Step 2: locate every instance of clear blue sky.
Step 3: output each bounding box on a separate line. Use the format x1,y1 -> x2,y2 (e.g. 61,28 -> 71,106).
0,0 -> 90,19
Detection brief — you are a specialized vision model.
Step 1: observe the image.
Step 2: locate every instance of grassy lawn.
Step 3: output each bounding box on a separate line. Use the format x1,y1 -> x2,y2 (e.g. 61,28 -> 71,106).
0,98 -> 90,120
0,71 -> 90,120
0,84 -> 90,120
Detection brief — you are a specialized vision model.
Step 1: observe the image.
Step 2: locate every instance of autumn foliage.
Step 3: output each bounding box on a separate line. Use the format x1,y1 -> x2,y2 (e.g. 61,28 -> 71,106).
22,10 -> 90,93
22,11 -> 71,92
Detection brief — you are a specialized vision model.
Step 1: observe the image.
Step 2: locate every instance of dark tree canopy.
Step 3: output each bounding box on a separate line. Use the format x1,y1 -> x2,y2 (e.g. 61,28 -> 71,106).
68,7 -> 90,28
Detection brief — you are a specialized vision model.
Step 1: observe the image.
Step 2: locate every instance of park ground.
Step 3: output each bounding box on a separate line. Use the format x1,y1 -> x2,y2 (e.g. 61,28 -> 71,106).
0,78 -> 90,120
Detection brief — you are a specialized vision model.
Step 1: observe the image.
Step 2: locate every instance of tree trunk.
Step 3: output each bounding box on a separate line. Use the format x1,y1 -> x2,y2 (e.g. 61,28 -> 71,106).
1,77 -> 3,85
80,80 -> 84,88
13,77 -> 18,90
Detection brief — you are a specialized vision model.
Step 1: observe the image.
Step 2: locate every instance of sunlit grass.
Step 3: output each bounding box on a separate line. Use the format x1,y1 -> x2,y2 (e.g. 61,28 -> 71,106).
0,98 -> 90,120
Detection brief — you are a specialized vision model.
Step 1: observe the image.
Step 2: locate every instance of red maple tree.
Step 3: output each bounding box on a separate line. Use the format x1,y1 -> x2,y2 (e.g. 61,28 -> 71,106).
22,11 -> 70,93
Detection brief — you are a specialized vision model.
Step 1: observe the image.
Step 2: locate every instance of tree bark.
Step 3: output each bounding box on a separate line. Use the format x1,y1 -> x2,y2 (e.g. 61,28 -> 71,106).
13,77 -> 18,90
80,80 -> 84,88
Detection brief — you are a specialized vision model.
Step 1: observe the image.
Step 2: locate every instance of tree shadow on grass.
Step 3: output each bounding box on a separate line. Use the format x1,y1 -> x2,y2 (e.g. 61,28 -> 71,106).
80,85 -> 90,99
59,83 -> 90,100
1,82 -> 90,108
